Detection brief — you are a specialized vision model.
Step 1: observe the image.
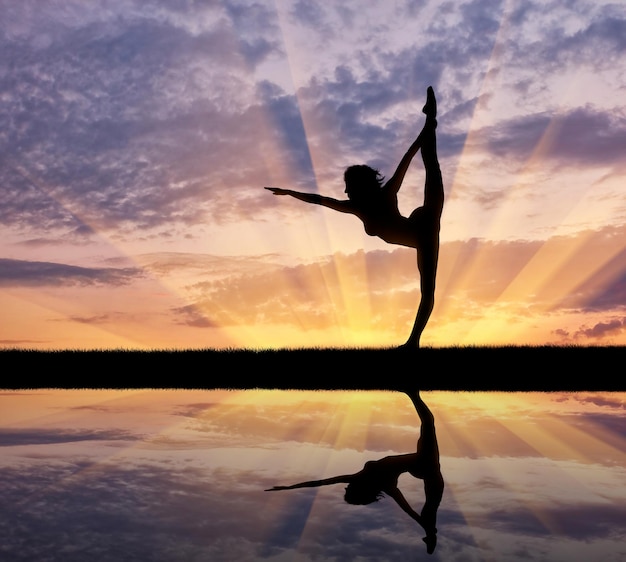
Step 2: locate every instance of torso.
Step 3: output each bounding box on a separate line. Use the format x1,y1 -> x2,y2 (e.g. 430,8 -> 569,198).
362,451 -> 440,490
362,453 -> 421,485
355,191 -> 418,248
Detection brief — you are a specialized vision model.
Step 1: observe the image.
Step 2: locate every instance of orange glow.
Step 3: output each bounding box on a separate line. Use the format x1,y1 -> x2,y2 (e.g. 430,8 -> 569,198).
3,6 -> 625,351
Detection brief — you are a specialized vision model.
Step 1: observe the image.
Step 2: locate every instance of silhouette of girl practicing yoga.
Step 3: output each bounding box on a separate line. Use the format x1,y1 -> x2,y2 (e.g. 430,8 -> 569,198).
266,389 -> 444,554
266,86 -> 443,348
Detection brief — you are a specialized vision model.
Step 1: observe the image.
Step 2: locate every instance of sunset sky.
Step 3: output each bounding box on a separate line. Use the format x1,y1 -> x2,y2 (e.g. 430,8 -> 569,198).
2,0 -> 625,349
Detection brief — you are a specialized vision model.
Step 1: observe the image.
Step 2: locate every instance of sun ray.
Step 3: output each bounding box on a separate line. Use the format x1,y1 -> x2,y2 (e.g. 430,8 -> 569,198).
265,3 -> 379,347
434,0 -> 624,345
436,0 -> 519,336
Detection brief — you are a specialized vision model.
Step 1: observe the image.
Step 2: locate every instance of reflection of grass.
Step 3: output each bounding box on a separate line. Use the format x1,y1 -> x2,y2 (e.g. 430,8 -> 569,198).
3,346 -> 624,391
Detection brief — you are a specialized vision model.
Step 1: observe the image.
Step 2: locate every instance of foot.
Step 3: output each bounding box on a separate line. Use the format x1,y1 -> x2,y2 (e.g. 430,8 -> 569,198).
397,340 -> 420,351
398,383 -> 420,396
422,86 -> 437,119
423,533 -> 437,555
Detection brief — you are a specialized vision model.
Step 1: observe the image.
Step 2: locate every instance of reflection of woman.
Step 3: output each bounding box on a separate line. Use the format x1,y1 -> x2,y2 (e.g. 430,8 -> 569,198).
266,390 -> 444,554
266,87 -> 443,348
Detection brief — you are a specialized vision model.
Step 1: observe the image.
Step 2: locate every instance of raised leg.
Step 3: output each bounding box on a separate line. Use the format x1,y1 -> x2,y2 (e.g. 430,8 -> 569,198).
407,389 -> 443,553
421,88 -> 443,217
402,88 -> 443,348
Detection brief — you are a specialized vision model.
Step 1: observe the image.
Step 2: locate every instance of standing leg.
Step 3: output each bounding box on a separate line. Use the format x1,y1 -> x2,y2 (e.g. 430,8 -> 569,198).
405,238 -> 438,348
407,390 -> 438,458
406,390 -> 443,555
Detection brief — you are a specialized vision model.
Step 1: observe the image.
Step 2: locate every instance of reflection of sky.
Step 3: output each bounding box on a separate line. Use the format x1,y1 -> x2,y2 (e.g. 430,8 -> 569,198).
1,390 -> 624,561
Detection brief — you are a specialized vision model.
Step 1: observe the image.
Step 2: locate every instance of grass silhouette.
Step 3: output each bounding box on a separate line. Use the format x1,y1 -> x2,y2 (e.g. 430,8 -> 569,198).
2,346 -> 624,391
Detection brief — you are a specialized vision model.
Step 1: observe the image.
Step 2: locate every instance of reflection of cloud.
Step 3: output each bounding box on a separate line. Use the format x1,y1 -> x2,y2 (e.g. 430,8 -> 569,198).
0,428 -> 137,446
172,402 -> 220,418
486,504 -> 625,540
0,390 -> 624,561
570,394 -> 626,411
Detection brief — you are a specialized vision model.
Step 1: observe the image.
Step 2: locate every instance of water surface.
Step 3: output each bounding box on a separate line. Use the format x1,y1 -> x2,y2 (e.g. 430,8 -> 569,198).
1,390 -> 624,561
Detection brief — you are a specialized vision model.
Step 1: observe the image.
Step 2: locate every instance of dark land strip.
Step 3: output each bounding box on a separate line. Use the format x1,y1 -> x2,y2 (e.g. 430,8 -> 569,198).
2,346 -> 624,391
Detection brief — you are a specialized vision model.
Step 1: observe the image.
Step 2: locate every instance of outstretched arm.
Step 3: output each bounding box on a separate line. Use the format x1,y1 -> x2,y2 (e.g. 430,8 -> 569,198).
386,486 -> 424,526
384,87 -> 437,197
265,187 -> 355,214
383,134 -> 423,196
265,473 -> 353,492
389,483 -> 441,555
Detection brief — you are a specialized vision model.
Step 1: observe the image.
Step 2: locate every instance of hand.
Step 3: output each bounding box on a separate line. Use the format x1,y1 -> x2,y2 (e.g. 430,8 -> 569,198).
265,187 -> 290,195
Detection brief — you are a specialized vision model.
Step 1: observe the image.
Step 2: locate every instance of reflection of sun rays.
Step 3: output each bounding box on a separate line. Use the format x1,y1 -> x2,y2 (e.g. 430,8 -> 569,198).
7,390 -> 624,556
277,392 -> 400,549
438,393 -> 626,540
10,389 -> 264,511
7,390 -> 156,508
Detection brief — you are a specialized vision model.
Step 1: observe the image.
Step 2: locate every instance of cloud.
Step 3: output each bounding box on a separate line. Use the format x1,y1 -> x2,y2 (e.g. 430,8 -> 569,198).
172,304 -> 218,328
224,0 -> 283,67
543,8 -> 626,65
477,108 -> 626,168
1,0 -> 624,243
160,220 -> 626,345
564,248 -> 626,313
574,318 -> 626,340
0,2 -> 279,233
257,81 -> 316,186
0,339 -> 50,346
187,248 -> 420,331
16,224 -> 98,247
1,0 -> 624,348
0,258 -> 142,287
66,314 -> 116,325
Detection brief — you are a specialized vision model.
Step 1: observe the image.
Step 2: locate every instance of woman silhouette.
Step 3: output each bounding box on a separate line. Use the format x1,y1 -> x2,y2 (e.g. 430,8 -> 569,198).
266,86 -> 443,348
265,390 -> 444,554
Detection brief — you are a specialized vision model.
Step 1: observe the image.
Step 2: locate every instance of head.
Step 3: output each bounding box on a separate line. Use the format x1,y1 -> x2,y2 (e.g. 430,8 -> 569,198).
343,165 -> 384,201
343,480 -> 384,505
